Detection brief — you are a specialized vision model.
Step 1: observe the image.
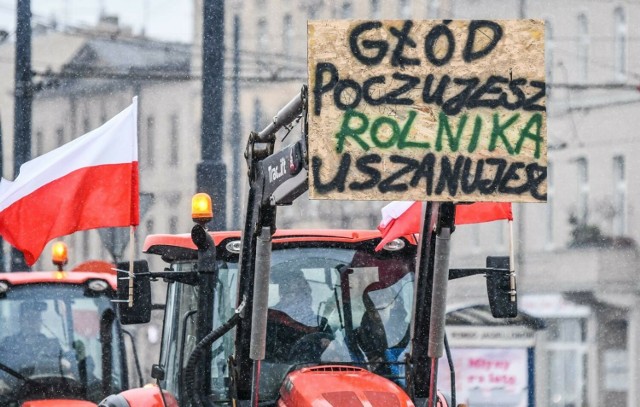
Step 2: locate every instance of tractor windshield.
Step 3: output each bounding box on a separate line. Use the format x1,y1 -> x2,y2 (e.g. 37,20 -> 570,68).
262,246 -> 415,399
159,242 -> 415,404
0,284 -> 125,404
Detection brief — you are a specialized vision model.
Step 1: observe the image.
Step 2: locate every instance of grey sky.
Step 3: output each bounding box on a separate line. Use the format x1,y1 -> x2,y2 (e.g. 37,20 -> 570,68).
0,0 -> 193,43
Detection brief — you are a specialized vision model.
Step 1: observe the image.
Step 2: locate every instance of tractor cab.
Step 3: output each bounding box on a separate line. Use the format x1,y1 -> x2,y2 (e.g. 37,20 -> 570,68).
142,229 -> 417,405
0,243 -> 131,406
106,189 -> 515,407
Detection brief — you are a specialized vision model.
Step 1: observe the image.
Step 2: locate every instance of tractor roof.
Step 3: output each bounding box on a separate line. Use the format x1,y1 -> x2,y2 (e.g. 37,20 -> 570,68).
143,229 -> 398,262
0,270 -> 117,290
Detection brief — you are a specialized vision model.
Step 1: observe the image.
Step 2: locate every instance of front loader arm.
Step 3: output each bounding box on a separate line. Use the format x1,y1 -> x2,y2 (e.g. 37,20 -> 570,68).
253,139 -> 308,208
233,87 -> 309,401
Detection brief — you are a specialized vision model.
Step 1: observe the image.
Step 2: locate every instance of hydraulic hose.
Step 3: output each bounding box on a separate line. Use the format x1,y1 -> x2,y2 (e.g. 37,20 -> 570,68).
184,299 -> 245,407
444,333 -> 456,407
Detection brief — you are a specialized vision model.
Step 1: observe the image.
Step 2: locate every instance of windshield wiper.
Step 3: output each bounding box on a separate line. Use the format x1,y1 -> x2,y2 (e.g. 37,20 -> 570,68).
0,362 -> 33,384
0,361 -> 49,390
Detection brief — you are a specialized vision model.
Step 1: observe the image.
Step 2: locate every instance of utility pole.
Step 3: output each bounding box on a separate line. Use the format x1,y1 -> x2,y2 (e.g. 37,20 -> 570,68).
0,113 -> 4,272
11,0 -> 32,271
517,0 -> 526,277
231,14 -> 242,230
198,0 -> 227,231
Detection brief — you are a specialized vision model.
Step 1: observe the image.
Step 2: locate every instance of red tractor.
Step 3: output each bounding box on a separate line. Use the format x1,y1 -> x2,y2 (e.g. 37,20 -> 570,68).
102,87 -> 516,407
0,243 -> 145,406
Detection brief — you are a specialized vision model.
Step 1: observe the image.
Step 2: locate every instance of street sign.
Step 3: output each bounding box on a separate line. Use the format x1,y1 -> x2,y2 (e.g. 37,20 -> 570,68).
308,20 -> 546,202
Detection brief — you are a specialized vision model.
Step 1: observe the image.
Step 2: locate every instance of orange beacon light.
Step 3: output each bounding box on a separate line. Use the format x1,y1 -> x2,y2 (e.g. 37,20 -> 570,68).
52,241 -> 68,271
192,193 -> 213,225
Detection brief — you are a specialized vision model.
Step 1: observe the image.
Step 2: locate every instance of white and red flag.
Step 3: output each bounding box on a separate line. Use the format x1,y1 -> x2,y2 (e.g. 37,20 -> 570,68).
0,98 -> 139,265
376,201 -> 513,251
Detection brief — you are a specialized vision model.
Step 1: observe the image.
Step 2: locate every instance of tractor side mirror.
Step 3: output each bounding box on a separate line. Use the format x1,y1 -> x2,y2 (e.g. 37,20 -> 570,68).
485,256 -> 517,318
116,260 -> 152,324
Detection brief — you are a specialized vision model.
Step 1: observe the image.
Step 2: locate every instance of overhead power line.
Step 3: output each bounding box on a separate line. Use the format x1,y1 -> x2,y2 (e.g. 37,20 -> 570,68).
34,66 -> 639,90
549,83 -> 640,91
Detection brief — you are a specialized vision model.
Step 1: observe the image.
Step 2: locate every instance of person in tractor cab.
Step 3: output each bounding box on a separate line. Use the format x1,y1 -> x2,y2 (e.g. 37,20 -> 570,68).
267,272 -> 332,363
0,301 -> 66,377
356,281 -> 411,376
271,273 -> 318,327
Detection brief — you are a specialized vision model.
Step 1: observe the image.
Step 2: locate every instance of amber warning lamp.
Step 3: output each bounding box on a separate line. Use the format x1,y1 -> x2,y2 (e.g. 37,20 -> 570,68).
52,242 -> 68,271
192,193 -> 213,226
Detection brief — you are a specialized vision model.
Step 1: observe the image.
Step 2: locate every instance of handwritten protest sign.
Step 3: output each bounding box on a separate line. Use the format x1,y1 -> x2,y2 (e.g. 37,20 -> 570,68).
307,20 -> 546,202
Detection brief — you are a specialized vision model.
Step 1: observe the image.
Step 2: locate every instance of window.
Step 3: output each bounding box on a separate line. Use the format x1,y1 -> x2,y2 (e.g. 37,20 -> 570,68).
0,284 -> 125,402
576,158 -> 589,224
169,114 -> 179,167
428,0 -> 440,18
169,216 -> 179,234
283,14 -> 293,58
613,155 -> 626,235
614,7 -> 626,82
257,19 -> 268,68
83,117 -> 91,134
82,231 -> 90,260
399,0 -> 410,19
146,218 -> 154,235
545,162 -> 554,248
253,98 -> 264,131
146,115 -> 155,168
342,0 -> 353,18
472,225 -> 481,253
546,318 -> 588,407
99,105 -> 107,127
56,127 -> 64,146
546,21 -> 554,95
70,234 -> 77,264
370,0 -> 381,19
308,1 -> 319,19
35,129 -> 43,156
494,220 -> 505,250
577,14 -> 589,82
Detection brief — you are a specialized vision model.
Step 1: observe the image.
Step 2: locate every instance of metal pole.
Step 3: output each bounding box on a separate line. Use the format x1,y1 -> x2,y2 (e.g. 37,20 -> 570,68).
0,112 -> 4,272
231,14 -> 242,230
410,202 -> 438,404
11,0 -> 32,271
198,0 -> 227,231
427,227 -> 452,407
250,227 -> 272,407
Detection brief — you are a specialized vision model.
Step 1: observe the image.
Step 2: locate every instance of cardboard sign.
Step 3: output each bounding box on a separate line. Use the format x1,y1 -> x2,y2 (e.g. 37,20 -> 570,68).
307,20 -> 546,202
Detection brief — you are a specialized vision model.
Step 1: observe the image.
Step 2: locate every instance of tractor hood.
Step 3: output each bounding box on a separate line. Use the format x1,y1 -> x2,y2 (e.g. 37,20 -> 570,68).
278,365 -> 413,407
20,400 -> 96,407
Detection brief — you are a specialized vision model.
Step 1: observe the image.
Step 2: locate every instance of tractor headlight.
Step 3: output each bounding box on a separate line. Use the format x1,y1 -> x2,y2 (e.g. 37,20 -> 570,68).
87,279 -> 109,292
226,240 -> 241,254
383,238 -> 406,251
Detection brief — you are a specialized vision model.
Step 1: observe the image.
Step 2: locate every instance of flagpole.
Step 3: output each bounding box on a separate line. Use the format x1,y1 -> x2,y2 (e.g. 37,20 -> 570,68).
128,95 -> 138,308
508,220 -> 516,302
128,225 -> 134,307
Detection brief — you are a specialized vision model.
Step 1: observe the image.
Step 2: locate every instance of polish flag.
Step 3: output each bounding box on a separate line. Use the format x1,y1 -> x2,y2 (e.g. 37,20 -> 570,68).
376,201 -> 513,251
0,98 -> 139,265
